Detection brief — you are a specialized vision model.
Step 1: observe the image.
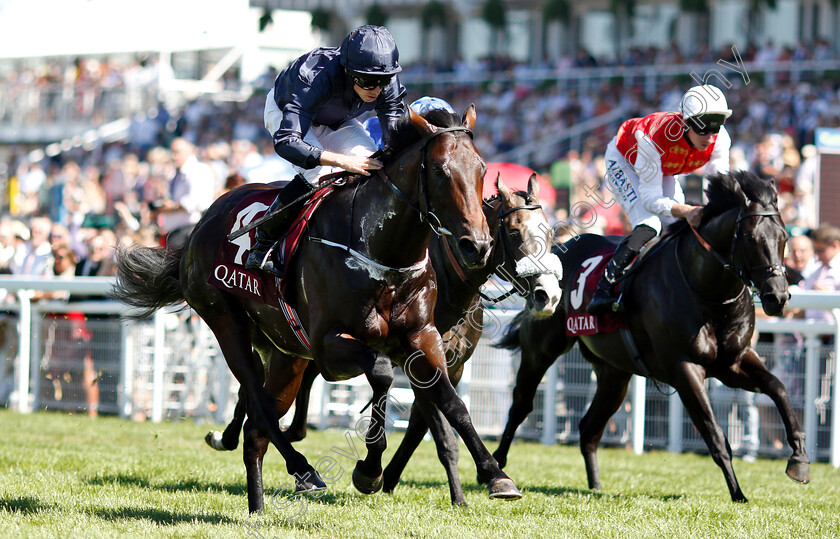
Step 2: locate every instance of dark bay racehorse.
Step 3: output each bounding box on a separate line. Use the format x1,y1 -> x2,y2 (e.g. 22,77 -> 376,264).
112,106 -> 524,512
206,174 -> 564,506
492,171 -> 810,502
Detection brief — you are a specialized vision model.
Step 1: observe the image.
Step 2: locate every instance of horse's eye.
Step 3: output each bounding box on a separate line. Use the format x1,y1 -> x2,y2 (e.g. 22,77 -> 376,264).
432,165 -> 446,177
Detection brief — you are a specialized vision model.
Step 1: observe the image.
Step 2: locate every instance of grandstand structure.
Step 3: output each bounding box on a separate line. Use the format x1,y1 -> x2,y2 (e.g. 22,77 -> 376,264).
260,0 -> 839,65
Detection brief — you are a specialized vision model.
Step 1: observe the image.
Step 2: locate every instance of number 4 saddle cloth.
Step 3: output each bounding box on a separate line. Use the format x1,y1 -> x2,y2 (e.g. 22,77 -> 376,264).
565,246 -> 630,337
206,186 -> 334,350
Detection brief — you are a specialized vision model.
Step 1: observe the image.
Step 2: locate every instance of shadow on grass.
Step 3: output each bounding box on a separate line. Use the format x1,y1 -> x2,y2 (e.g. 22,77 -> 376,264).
522,484 -> 684,502
91,506 -> 237,525
391,479 -> 684,502
0,496 -> 53,514
85,473 -> 247,496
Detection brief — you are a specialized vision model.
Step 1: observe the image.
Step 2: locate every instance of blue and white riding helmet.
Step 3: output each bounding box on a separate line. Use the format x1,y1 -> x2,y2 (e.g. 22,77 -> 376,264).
364,96 -> 456,149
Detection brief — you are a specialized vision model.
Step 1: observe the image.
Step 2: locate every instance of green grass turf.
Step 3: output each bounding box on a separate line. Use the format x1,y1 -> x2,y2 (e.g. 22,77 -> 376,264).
1,409 -> 839,538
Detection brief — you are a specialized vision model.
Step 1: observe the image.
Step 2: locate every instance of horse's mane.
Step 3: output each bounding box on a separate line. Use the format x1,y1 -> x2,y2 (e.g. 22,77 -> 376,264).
384,108 -> 463,159
664,170 -> 777,235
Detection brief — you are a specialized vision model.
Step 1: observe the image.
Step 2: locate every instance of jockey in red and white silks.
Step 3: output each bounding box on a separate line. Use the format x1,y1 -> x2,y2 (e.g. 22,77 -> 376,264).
588,84 -> 733,315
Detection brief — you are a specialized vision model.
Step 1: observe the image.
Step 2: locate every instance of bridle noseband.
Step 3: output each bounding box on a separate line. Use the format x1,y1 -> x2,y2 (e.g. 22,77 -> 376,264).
690,205 -> 786,296
378,125 -> 474,237
440,195 -> 551,304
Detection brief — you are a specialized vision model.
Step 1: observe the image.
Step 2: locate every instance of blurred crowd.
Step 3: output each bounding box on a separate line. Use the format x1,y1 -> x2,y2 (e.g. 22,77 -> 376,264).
1,42 -> 839,289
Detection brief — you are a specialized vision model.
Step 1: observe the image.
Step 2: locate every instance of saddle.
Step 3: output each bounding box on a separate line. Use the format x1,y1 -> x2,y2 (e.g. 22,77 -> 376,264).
207,185 -> 334,305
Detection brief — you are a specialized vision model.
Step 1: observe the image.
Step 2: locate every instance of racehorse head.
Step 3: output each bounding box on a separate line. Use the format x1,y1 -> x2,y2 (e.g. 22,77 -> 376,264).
389,105 -> 492,270
493,173 -> 563,317
703,171 -> 789,316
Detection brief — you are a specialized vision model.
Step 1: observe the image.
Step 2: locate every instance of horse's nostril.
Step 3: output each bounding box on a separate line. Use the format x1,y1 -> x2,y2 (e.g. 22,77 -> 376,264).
534,289 -> 549,305
458,238 -> 478,258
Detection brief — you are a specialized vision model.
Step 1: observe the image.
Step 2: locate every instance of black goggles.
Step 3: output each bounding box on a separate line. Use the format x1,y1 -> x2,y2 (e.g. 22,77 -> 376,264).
349,72 -> 393,90
687,114 -> 727,136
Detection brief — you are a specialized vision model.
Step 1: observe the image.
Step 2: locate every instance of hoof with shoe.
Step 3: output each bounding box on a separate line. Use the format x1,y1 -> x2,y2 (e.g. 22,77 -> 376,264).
295,469 -> 327,494
204,431 -> 229,451
352,461 -> 383,494
488,477 -> 523,500
786,458 -> 811,484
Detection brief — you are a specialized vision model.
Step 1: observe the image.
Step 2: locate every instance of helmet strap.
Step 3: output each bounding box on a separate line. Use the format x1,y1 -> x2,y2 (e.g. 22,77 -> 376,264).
683,124 -> 696,149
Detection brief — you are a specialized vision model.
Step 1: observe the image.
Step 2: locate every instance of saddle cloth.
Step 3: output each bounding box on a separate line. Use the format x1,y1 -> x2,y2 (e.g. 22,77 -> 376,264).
565,246 -> 630,337
206,186 -> 333,350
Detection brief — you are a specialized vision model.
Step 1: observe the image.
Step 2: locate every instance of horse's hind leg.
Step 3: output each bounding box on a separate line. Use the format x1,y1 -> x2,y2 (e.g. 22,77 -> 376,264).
206,385 -> 247,451
284,361 -> 320,442
242,416 -> 270,513
578,362 -> 632,490
199,304 -> 324,509
318,331 -> 394,495
673,361 -> 747,502
713,348 -> 810,483
207,350 -> 262,452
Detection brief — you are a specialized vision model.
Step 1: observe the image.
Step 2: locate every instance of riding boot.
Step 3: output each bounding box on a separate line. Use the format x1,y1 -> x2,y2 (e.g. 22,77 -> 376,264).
587,224 -> 657,315
245,174 -> 315,277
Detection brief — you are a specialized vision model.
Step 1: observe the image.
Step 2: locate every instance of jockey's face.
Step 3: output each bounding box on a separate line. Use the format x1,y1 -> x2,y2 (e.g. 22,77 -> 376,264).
687,127 -> 716,151
353,84 -> 382,103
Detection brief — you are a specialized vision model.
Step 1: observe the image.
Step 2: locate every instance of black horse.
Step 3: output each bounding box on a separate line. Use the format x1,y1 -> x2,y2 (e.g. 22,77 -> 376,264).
113,106 -> 525,513
206,174 -> 564,506
492,170 -> 810,502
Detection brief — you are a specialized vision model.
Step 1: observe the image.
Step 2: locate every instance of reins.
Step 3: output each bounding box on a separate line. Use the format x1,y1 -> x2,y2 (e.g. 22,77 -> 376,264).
686,206 -> 785,298
440,196 -> 545,305
309,124 -> 475,273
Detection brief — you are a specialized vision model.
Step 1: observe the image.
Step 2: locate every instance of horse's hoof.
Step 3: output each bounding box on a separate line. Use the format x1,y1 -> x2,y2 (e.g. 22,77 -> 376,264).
786,458 -> 811,484
382,471 -> 398,494
488,477 -> 523,500
352,461 -> 383,494
295,469 -> 327,494
204,431 -> 229,451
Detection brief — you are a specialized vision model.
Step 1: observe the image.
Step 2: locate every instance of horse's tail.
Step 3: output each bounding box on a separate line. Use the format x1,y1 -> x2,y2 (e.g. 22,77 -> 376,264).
111,244 -> 185,319
494,310 -> 525,351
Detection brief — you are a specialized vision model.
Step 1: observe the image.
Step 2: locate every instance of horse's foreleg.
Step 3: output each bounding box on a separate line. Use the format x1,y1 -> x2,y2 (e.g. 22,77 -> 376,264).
578,363 -> 632,490
405,325 -> 521,500
384,358 -> 466,505
493,347 -> 558,471
673,361 -> 747,502
284,361 -> 320,442
384,396 -> 466,506
382,402 -> 429,494
318,332 -> 394,495
714,349 -> 810,483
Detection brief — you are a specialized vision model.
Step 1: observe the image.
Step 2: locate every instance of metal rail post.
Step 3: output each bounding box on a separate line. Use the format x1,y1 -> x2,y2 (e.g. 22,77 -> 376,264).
631,375 -> 646,455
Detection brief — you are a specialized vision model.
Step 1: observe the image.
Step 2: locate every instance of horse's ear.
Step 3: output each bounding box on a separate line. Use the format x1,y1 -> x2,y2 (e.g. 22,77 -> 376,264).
496,173 -> 511,200
527,173 -> 540,201
462,103 -> 476,130
409,107 -> 437,136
